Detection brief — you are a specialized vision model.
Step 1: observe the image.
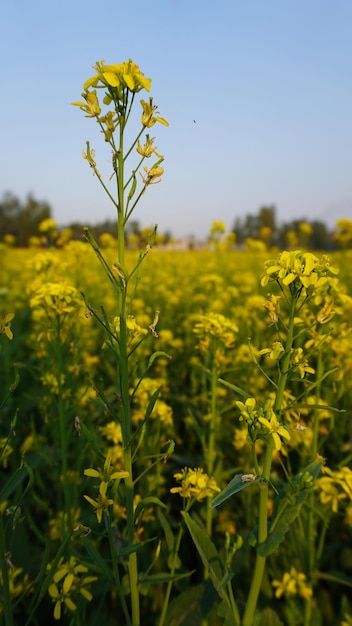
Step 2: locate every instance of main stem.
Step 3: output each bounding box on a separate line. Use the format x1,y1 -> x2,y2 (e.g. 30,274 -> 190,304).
116,121 -> 140,626
205,360 -> 218,538
242,294 -> 297,626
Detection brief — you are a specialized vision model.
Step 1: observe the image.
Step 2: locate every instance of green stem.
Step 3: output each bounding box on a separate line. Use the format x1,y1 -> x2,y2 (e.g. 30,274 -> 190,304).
242,295 -> 297,626
116,121 -> 140,626
205,361 -> 218,539
55,317 -> 70,520
0,513 -> 15,626
106,515 -> 132,626
158,524 -> 184,626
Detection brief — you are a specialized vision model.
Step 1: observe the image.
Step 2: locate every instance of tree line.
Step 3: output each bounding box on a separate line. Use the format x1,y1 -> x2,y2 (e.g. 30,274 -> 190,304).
0,192 -> 350,250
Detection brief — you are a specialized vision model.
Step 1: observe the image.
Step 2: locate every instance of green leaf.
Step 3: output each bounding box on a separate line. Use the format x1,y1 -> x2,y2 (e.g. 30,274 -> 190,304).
181,512 -> 230,607
148,350 -> 172,367
218,599 -> 240,626
82,537 -> 115,583
145,387 -> 162,419
158,510 -> 175,553
165,580 -> 217,626
210,474 -> 260,509
218,377 -> 250,399
254,460 -> 324,557
134,496 -> 166,521
143,570 -> 194,585
253,607 -> 284,626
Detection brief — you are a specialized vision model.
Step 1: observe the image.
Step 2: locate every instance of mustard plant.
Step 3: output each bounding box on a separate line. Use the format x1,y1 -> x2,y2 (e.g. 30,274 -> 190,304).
72,60 -> 173,625
179,250 -> 346,625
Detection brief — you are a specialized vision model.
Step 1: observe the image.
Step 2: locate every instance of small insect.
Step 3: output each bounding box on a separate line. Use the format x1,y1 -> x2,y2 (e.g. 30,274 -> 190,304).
241,473 -> 257,482
295,422 -> 308,431
74,416 -> 81,436
193,119 -> 197,123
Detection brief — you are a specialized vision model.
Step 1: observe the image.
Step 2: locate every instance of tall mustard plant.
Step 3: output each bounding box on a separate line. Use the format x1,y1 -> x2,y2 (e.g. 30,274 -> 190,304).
180,250 -> 344,625
72,60 -> 170,626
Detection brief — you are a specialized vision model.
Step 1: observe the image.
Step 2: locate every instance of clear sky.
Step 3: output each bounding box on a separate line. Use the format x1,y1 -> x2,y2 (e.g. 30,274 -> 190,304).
2,0 -> 352,238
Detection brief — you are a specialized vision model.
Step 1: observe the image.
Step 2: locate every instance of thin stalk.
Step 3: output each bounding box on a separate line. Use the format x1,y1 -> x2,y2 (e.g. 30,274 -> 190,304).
116,121 -> 140,626
0,513 -> 15,626
106,514 -> 132,626
242,295 -> 297,626
205,361 -> 218,538
158,523 -> 185,626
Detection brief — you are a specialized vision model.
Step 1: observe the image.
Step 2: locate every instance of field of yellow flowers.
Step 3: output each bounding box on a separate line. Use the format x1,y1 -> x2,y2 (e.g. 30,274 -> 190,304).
1,239 -> 352,626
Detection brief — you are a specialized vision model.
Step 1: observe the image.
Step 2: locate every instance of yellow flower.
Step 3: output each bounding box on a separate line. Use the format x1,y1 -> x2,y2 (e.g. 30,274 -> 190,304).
48,556 -> 97,620
71,89 -> 101,117
258,411 -> 290,451
290,347 -> 315,379
84,451 -> 128,485
83,481 -> 114,523
272,567 -> 312,600
114,315 -> 148,346
261,250 -> 339,291
83,59 -> 151,93
316,299 -> 335,324
236,397 -> 257,422
137,134 -> 163,158
38,218 -> 57,233
263,294 -> 281,324
170,467 -> 220,501
0,313 -> 15,340
193,312 -> 238,350
139,162 -> 165,185
99,421 -> 123,445
259,341 -> 284,361
141,98 -> 169,127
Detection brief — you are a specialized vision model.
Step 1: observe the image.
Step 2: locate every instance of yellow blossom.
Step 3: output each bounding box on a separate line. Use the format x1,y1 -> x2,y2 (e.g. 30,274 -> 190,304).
137,134 -> 163,158
139,162 -> 165,186
272,567 -> 312,600
261,250 -> 339,291
258,411 -> 290,451
259,341 -> 284,361
83,59 -> 152,93
0,313 -> 15,340
290,347 -> 315,378
114,315 -> 148,346
170,467 -> 220,501
263,294 -> 281,324
193,312 -> 238,350
38,218 -> 57,233
140,98 -> 169,127
48,556 -> 97,620
84,451 -> 128,485
71,89 -> 101,117
83,481 -> 114,523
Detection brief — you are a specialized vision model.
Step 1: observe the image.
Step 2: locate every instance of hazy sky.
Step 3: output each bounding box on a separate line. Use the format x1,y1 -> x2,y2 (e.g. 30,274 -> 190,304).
2,0 -> 352,237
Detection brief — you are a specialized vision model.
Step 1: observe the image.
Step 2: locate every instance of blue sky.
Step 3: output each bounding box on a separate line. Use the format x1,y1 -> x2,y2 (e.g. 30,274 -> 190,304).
2,0 -> 352,237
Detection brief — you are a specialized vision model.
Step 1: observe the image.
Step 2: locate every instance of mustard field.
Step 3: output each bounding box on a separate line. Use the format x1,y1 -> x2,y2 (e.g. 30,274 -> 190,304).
1,242 -> 352,626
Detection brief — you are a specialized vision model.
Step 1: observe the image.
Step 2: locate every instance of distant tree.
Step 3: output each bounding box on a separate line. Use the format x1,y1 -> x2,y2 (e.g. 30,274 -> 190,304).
233,205 -> 276,245
258,205 -> 276,231
0,192 -> 51,246
309,221 -> 330,250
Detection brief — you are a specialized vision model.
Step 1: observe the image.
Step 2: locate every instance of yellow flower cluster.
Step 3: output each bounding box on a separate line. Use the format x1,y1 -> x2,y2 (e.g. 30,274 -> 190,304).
84,451 -> 129,523
0,312 -> 15,339
261,250 -> 339,291
170,467 -> 220,501
29,282 -> 82,317
236,398 -> 290,451
193,312 -> 239,351
272,566 -> 313,600
317,466 -> 352,514
48,556 -> 97,620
